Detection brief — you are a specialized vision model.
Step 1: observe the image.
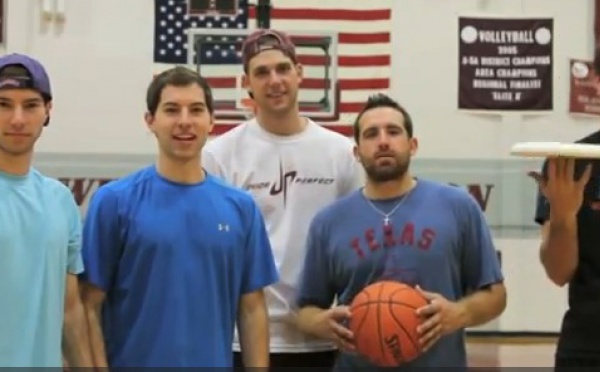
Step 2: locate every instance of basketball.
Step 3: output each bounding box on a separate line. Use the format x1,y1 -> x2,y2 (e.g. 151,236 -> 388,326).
349,280 -> 429,367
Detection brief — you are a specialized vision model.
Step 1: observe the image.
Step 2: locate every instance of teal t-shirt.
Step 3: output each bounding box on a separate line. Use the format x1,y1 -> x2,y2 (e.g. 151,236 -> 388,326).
0,168 -> 84,367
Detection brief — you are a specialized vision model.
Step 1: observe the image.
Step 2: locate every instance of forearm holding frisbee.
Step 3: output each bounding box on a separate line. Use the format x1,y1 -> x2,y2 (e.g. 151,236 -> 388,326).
540,215 -> 578,286
535,158 -> 591,286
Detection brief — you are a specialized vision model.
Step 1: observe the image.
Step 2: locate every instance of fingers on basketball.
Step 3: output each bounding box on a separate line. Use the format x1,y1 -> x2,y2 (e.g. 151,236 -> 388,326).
348,281 -> 428,367
421,323 -> 443,352
330,317 -> 352,340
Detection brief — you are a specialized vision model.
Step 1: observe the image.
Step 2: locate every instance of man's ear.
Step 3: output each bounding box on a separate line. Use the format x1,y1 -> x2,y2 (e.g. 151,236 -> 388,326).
209,113 -> 215,133
144,112 -> 154,133
296,63 -> 304,83
242,73 -> 250,89
409,137 -> 419,157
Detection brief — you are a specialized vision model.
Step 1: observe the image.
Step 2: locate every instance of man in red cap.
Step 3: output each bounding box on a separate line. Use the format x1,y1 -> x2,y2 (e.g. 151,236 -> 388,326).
203,28 -> 363,369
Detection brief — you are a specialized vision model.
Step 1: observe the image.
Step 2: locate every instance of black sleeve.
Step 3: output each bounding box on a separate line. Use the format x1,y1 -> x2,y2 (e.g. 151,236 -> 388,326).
534,160 -> 550,225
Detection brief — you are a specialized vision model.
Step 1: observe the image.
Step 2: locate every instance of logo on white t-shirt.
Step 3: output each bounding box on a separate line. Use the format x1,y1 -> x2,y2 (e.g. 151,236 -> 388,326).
245,160 -> 334,206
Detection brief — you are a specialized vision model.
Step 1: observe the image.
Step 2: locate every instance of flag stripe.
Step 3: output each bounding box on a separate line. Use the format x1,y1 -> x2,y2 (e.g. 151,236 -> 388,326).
294,55 -> 389,67
339,32 -> 390,44
248,7 -> 391,21
266,19 -> 392,33
261,0 -> 393,9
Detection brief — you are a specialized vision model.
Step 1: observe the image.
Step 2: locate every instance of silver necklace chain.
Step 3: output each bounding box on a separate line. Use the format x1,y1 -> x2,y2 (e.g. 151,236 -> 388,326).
362,186 -> 414,226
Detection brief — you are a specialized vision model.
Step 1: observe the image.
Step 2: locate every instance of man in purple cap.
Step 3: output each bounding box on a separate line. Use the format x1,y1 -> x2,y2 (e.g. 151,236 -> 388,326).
0,53 -> 93,367
203,29 -> 363,369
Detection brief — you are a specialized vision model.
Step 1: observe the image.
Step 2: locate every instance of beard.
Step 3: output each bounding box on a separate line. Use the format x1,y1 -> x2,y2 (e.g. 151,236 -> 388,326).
362,155 -> 410,183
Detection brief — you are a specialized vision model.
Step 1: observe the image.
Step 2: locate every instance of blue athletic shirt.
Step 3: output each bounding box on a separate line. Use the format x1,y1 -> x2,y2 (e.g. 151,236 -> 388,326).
297,179 -> 504,371
80,165 -> 279,367
0,168 -> 84,367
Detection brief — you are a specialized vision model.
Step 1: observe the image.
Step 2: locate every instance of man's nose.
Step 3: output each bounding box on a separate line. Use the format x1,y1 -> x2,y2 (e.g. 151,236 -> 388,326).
9,107 -> 26,130
178,110 -> 193,125
376,132 -> 391,148
268,70 -> 283,84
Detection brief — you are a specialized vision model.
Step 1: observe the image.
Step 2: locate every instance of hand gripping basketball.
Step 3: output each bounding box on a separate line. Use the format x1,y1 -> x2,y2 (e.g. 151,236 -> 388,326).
528,157 -> 592,220
414,286 -> 465,353
316,306 -> 355,353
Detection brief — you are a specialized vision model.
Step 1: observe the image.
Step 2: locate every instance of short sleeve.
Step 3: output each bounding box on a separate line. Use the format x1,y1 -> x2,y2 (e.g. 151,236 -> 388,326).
240,200 -> 279,294
296,215 -> 336,309
65,192 -> 84,275
460,193 -> 504,293
79,186 -> 123,291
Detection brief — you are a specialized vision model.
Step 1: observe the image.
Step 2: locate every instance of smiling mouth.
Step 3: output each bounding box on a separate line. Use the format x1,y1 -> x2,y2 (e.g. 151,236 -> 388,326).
172,134 -> 197,141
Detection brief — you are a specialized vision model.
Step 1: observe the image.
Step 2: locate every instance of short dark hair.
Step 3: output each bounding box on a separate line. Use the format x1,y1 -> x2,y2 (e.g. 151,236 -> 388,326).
146,66 -> 214,115
594,45 -> 600,76
353,93 -> 413,143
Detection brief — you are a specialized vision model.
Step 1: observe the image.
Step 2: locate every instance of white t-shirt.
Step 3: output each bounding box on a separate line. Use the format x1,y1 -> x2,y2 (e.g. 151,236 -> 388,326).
202,118 -> 364,353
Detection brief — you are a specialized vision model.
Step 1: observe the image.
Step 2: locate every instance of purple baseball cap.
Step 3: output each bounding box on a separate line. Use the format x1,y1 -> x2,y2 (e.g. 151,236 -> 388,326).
241,29 -> 298,71
0,53 -> 52,100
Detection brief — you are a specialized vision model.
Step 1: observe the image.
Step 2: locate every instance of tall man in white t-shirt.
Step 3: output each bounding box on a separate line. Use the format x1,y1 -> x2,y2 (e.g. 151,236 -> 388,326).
202,28 -> 363,369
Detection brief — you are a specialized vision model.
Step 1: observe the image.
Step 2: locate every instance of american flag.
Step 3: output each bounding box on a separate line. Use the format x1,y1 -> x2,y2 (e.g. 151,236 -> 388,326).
153,0 -> 392,136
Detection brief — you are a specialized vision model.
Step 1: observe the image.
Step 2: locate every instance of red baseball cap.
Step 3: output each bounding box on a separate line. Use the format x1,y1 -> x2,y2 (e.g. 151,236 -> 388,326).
241,29 -> 298,71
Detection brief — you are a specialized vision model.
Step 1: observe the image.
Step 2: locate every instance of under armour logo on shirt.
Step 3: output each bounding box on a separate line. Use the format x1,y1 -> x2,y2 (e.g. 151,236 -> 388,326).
218,224 -> 230,232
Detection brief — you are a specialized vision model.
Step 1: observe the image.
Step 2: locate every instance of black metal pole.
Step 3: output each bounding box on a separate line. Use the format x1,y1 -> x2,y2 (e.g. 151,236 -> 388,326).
256,0 -> 271,29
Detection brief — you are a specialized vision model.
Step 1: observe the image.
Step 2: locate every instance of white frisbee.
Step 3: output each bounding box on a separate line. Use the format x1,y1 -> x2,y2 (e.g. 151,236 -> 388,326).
510,142 -> 600,159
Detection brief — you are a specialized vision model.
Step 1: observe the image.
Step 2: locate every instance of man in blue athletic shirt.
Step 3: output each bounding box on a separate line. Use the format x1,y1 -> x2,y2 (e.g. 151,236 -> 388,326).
0,53 -> 93,367
79,66 -> 279,368
295,94 -> 507,370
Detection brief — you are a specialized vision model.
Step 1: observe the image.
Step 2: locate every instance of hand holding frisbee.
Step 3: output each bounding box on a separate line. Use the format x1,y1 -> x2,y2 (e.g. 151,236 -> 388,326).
518,142 -> 593,219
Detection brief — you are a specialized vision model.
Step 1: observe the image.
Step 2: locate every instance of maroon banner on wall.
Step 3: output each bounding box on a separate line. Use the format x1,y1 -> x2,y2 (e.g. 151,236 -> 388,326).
458,16 -> 553,111
569,59 -> 600,117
